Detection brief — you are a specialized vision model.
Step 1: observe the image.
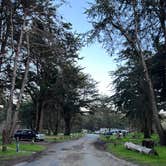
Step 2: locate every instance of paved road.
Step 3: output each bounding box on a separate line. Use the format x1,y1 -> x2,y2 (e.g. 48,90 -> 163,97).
14,134 -> 138,166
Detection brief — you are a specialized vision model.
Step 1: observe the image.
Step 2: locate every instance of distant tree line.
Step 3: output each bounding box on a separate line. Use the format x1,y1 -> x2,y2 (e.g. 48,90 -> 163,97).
81,96 -> 129,131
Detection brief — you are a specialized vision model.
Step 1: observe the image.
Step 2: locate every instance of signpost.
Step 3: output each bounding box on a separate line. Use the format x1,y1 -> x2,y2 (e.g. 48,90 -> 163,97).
15,137 -> 20,152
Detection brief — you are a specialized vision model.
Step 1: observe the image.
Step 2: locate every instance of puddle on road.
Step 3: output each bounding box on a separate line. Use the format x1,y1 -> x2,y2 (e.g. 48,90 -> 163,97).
63,152 -> 83,164
72,144 -> 84,150
61,148 -> 71,151
48,150 -> 56,153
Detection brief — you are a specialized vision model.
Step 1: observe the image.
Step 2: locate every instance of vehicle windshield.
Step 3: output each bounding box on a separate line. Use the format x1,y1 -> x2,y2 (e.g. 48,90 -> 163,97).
16,130 -> 22,133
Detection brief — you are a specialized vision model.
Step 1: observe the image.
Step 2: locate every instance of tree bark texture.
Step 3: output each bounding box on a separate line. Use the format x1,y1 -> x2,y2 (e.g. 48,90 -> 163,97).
143,117 -> 151,139
64,112 -> 71,136
4,14 -> 26,145
139,50 -> 166,145
0,0 -> 10,72
35,101 -> 41,132
9,33 -> 30,137
133,1 -> 166,145
39,101 -> 45,132
2,129 -> 7,152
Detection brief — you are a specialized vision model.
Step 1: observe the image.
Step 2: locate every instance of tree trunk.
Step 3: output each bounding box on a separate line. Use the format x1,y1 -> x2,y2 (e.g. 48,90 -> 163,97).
64,113 -> 71,136
39,102 -> 45,132
2,129 -> 7,152
158,0 -> 166,102
47,129 -> 51,135
35,101 -> 39,131
9,33 -> 30,138
35,100 -> 43,132
139,50 -> 166,145
53,106 -> 60,135
53,130 -> 58,136
53,119 -> 59,135
0,21 -> 10,72
3,14 -> 26,146
47,109 -> 52,135
133,2 -> 166,145
0,0 -> 10,72
143,117 -> 151,139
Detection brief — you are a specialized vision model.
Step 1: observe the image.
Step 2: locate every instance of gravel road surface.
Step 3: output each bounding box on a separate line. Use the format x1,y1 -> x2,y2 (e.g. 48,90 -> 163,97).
14,134 -> 138,166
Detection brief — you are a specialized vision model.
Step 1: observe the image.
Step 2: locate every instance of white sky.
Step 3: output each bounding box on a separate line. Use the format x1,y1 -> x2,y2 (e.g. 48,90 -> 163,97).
58,0 -> 116,95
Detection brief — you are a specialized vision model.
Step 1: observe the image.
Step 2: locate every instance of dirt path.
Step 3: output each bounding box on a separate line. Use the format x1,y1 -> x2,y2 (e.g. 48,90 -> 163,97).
13,134 -> 138,166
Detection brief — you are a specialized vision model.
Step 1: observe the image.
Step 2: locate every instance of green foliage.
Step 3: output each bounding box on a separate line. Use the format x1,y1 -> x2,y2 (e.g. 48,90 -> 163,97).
111,50 -> 153,137
108,144 -> 166,166
82,96 -> 129,131
19,102 -> 35,128
107,144 -> 166,166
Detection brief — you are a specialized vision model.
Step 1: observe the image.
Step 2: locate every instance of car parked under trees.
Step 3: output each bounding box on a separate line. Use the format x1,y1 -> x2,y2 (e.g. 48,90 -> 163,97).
14,129 -> 45,141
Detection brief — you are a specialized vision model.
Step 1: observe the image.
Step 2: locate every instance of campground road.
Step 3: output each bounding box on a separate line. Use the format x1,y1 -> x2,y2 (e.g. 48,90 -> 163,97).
14,134 -> 138,166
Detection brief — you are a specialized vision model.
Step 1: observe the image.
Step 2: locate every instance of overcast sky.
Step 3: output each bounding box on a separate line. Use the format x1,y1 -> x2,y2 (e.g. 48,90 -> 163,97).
58,0 -> 116,95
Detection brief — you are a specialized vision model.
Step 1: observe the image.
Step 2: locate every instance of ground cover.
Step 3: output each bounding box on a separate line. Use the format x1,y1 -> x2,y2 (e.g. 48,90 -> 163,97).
100,132 -> 166,166
0,142 -> 45,160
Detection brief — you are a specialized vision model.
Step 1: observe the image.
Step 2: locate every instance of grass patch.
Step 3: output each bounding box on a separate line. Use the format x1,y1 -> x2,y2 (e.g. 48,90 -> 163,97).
9,143 -> 45,152
0,142 -> 45,160
45,133 -> 84,142
100,133 -> 166,166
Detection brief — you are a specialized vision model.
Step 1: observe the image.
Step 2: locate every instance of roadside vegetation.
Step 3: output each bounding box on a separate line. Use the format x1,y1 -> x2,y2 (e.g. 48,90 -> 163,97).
0,135 -> 44,160
0,142 -> 45,160
0,132 -> 83,161
100,132 -> 166,166
45,133 -> 84,143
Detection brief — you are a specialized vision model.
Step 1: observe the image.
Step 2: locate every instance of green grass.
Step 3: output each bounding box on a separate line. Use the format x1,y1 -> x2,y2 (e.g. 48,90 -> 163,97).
100,133 -> 166,166
9,143 -> 45,152
0,142 -> 45,160
45,133 -> 84,142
